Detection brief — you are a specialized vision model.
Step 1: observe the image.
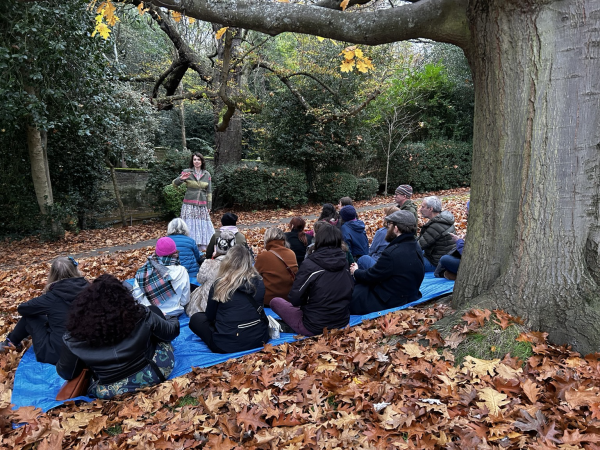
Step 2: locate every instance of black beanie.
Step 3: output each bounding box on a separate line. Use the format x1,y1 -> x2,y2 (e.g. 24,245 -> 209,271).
221,212 -> 238,226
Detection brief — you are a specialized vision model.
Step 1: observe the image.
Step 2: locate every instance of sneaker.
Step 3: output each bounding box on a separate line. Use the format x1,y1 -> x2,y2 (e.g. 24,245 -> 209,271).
444,271 -> 457,281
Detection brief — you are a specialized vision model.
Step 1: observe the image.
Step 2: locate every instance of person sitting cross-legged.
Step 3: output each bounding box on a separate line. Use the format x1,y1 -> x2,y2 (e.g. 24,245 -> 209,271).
205,212 -> 248,260
357,206 -> 399,270
188,245 -> 269,353
167,218 -> 205,280
132,237 -> 190,317
418,196 -> 456,272
339,205 -> 369,260
349,210 -> 424,315
271,223 -> 354,336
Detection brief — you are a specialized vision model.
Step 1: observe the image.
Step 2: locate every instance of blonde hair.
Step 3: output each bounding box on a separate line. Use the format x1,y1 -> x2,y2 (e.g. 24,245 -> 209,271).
383,206 -> 400,217
44,257 -> 82,293
263,227 -> 289,248
212,246 -> 260,303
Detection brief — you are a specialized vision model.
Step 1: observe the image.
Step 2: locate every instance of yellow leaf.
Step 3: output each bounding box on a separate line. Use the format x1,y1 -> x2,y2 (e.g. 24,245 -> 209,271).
98,1 -> 119,27
92,22 -> 111,40
354,48 -> 363,58
462,355 -> 500,378
277,0 -> 290,2
188,17 -> 196,24
356,59 -> 369,73
172,11 -> 182,22
317,36 -> 325,42
340,59 -> 355,73
215,27 -> 229,40
476,387 -> 510,415
402,342 -> 424,358
340,0 -> 350,10
342,46 -> 355,59
137,2 -> 145,15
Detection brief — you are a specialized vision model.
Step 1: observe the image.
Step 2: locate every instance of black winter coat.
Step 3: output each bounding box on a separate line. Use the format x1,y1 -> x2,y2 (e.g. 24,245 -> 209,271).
205,278 -> 269,353
285,230 -> 313,267
350,234 -> 424,315
57,308 -> 180,384
288,247 -> 353,335
418,211 -> 456,265
18,277 -> 89,364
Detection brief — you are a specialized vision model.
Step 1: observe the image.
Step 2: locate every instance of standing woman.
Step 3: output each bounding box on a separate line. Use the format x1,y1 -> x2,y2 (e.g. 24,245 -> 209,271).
0,257 -> 88,364
172,152 -> 215,252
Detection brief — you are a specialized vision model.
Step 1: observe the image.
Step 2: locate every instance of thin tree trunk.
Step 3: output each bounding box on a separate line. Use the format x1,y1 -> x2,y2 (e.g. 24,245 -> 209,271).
454,0 -> 600,354
178,84 -> 187,150
106,158 -> 127,227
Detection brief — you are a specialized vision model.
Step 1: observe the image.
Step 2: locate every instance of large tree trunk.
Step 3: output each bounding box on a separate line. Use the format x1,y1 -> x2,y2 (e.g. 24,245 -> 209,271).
27,124 -> 53,213
454,0 -> 600,354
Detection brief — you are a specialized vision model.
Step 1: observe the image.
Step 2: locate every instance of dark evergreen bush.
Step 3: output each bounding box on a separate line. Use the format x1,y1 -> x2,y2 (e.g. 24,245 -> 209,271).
355,177 -> 379,200
314,172 -> 359,203
215,163 -> 307,208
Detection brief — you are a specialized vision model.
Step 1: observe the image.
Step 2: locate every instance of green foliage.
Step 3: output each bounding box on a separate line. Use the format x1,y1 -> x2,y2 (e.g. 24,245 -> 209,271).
355,177 -> 379,200
146,149 -> 191,213
215,163 -> 307,208
314,172 -> 359,203
163,184 -> 187,218
385,140 -> 472,193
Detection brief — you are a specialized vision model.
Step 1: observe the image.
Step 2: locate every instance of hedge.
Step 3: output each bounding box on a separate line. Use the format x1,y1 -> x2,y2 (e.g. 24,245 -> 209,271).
215,163 -> 308,208
355,177 -> 379,200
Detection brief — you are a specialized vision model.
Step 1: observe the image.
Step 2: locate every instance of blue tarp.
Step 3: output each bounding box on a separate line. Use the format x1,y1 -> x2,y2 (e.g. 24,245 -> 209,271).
11,273 -> 453,412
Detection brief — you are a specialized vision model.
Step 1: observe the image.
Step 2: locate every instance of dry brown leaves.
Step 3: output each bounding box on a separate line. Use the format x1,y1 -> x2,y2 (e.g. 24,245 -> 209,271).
2,306 -> 600,449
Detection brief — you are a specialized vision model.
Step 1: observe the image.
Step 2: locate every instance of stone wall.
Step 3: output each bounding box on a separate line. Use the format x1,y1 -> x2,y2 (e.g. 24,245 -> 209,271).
100,169 -> 162,223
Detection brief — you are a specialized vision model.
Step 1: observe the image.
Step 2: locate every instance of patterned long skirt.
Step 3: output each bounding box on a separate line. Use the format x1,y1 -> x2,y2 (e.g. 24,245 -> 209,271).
88,342 -> 175,399
180,204 -> 215,247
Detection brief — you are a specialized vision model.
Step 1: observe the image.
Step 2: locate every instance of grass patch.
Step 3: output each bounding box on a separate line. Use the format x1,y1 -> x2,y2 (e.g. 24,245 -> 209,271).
106,424 -> 123,436
452,316 -> 532,366
175,395 -> 199,407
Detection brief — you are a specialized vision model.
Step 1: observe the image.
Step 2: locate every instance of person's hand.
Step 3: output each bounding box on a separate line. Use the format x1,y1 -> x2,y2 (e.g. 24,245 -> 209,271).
350,263 -> 358,275
449,233 -> 461,243
180,171 -> 190,180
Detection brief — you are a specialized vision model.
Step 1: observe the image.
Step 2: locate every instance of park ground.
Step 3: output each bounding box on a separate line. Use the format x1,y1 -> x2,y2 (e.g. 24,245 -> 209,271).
1,189 -> 600,449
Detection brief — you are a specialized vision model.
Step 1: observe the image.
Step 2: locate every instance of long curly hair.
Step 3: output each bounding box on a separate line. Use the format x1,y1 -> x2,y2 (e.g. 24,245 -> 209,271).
317,203 -> 338,223
66,274 -> 146,348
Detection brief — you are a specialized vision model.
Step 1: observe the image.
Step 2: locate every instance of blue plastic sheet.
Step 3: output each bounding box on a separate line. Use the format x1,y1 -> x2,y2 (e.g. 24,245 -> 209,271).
11,273 -> 453,412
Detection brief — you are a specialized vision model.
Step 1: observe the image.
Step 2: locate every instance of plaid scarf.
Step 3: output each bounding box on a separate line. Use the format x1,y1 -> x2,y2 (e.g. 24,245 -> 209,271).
135,254 -> 181,306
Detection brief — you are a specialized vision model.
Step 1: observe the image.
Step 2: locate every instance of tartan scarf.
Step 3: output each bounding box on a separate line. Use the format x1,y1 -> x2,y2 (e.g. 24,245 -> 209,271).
135,254 -> 181,306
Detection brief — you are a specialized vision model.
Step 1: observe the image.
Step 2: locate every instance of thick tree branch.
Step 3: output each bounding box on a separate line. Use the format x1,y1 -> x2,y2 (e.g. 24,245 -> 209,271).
146,0 -> 470,48
320,88 -> 380,123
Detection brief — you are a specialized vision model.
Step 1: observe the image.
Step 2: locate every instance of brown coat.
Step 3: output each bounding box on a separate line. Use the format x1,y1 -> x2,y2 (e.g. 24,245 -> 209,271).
254,240 -> 298,305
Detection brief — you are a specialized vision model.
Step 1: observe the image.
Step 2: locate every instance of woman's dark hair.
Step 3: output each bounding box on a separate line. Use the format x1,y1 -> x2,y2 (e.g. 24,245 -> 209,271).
318,203 -> 338,222
188,152 -> 206,170
289,217 -> 307,246
314,222 -> 342,250
66,274 -> 146,348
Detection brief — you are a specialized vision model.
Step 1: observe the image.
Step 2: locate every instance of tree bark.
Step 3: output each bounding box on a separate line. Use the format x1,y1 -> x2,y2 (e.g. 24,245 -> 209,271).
26,123 -> 53,214
106,158 -> 127,227
455,0 -> 600,354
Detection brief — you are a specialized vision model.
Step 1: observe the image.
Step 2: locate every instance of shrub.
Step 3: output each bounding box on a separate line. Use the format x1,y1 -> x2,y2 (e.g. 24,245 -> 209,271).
163,184 -> 187,218
215,163 -> 307,208
314,172 -> 359,203
355,177 -> 379,200
386,140 -> 472,192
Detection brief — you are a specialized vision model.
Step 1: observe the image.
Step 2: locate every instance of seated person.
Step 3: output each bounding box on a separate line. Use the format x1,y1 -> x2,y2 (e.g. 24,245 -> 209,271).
0,257 -> 89,364
205,212 -> 247,260
271,223 -> 353,336
338,196 -> 354,210
132,237 -> 190,317
186,230 -> 236,316
57,274 -> 180,399
357,206 -> 400,270
418,196 -> 457,272
285,217 -> 313,267
307,204 -> 340,237
188,246 -> 269,353
339,205 -> 369,260
349,210 -> 424,315
435,201 -> 469,280
394,184 -> 418,223
306,221 -> 354,265
167,218 -> 205,279
254,227 -> 298,306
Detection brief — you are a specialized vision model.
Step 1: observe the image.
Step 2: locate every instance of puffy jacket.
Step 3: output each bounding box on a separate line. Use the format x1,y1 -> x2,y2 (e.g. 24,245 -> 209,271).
205,278 -> 269,353
418,211 -> 456,266
173,168 -> 212,209
289,247 -> 353,335
351,233 -> 424,315
17,277 -> 89,364
254,240 -> 298,305
57,308 -> 180,384
341,220 -> 369,258
285,230 -> 313,267
168,233 -> 204,277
